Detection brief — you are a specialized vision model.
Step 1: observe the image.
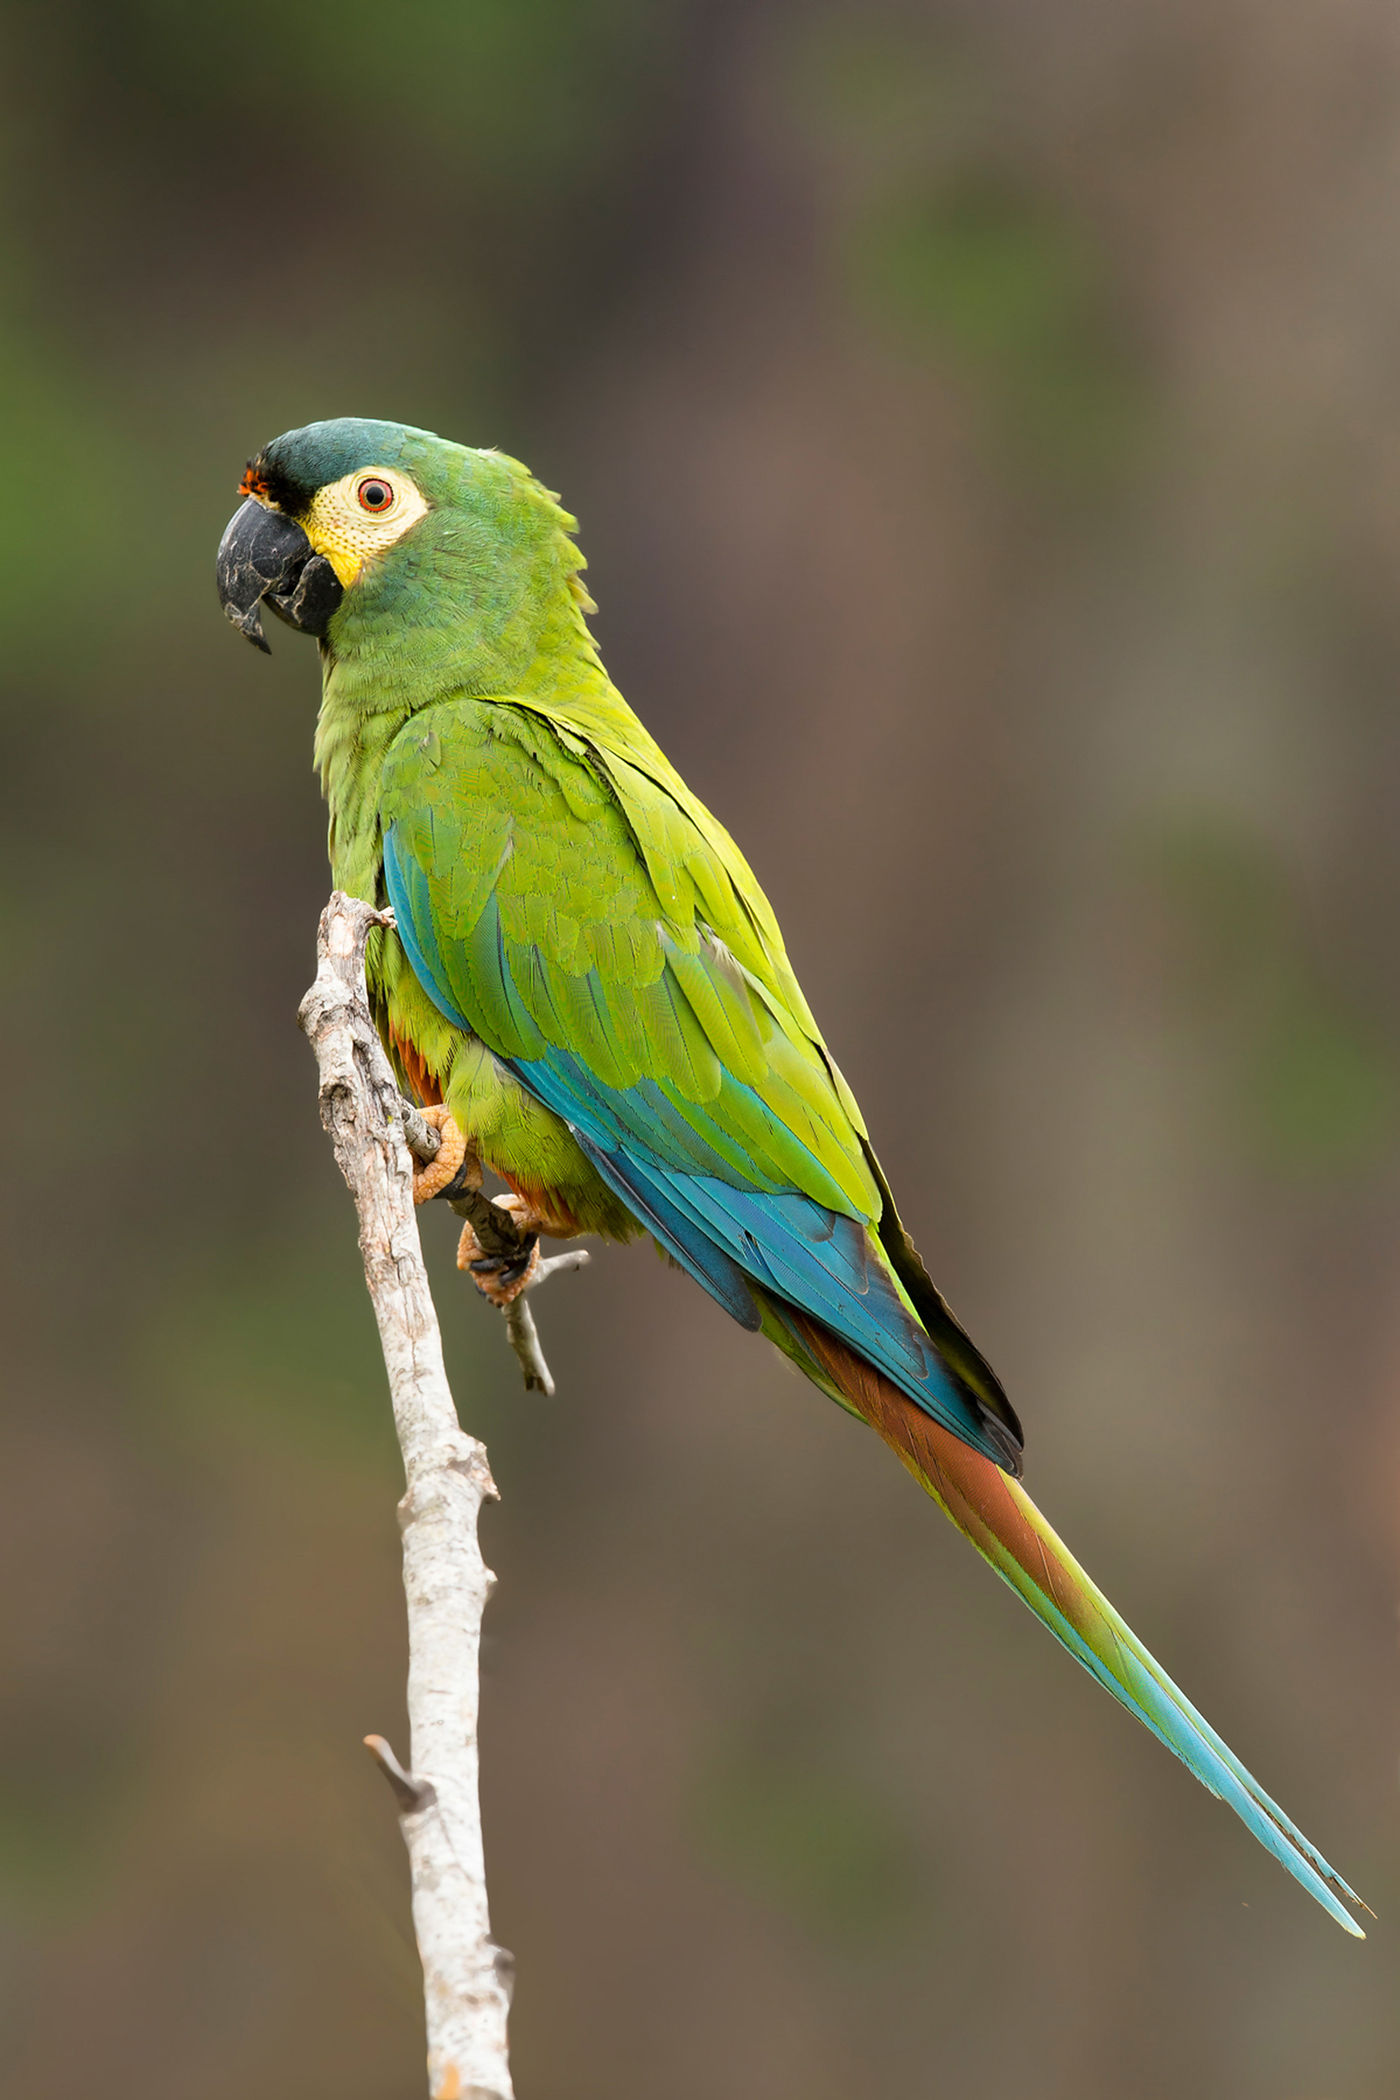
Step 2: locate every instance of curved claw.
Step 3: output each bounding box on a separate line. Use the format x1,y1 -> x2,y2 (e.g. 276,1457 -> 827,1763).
456,1206 -> 543,1306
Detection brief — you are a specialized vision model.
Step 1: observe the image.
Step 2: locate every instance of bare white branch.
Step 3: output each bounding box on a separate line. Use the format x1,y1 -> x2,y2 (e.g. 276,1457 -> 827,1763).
504,1250 -> 591,1396
298,891 -> 515,2100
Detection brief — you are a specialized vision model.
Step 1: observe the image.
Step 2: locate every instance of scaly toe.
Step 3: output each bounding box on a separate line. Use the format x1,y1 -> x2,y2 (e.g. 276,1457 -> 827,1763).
455,1218 -> 543,1307
491,1193 -> 548,1236
412,1106 -> 481,1204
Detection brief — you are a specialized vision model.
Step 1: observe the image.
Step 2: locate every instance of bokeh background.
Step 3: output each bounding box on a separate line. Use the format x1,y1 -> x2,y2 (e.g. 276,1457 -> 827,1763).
4,2 -> 1400,2093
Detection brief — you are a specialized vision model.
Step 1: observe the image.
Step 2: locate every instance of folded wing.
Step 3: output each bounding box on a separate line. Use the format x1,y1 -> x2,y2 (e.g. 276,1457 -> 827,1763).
379,697 -> 1021,1468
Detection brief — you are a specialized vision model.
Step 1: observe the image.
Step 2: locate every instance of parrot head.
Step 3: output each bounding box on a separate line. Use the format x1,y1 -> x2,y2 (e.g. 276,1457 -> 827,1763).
217,417 -> 588,680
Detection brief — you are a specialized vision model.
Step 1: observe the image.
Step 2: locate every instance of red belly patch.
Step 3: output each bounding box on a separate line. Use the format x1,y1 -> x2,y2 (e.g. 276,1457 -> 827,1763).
387,1025 -> 443,1109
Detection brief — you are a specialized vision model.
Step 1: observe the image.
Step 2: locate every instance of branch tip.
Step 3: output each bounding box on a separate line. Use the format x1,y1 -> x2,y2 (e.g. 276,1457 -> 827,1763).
364,1733 -> 437,1814
532,1248 -> 591,1285
503,1296 -> 555,1395
402,1102 -> 444,1164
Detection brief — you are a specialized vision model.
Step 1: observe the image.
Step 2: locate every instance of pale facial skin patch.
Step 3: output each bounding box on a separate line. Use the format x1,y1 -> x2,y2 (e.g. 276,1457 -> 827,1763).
296,466 -> 430,586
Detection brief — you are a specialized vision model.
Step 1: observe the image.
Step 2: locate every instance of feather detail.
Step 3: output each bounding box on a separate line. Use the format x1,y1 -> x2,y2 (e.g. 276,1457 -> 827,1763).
387,1021 -> 444,1108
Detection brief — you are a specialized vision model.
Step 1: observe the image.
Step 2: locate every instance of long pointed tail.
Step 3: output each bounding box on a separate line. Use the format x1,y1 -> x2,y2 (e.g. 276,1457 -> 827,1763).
786,1310 -> 1366,1936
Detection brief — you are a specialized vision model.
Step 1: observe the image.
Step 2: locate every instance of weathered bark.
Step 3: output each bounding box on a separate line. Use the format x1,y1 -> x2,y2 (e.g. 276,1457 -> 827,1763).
297,891 -> 514,2100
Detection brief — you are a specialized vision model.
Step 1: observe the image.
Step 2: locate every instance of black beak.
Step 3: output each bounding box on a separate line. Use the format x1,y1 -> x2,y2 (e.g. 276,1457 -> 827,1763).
216,497 -> 344,652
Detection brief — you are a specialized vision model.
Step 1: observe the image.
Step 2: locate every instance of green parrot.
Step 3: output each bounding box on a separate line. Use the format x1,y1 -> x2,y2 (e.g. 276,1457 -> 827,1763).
218,417 -> 1365,1934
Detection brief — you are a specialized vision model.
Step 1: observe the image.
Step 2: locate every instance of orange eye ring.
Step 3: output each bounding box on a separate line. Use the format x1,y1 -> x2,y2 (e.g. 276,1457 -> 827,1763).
356,476 -> 395,513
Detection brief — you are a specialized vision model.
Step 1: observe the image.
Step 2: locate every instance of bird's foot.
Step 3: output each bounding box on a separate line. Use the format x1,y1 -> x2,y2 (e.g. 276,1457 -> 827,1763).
411,1106 -> 482,1204
456,1194 -> 544,1307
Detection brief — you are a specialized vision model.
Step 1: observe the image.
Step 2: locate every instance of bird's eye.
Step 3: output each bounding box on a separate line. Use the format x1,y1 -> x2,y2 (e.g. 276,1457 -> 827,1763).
356,477 -> 395,513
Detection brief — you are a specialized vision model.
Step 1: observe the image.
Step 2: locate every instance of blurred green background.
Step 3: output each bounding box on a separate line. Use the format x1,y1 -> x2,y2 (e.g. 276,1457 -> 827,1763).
4,3 -> 1399,2094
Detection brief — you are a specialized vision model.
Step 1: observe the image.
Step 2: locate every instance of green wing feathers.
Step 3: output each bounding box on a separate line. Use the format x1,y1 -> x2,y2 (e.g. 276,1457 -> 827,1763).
381,698 -> 882,1215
